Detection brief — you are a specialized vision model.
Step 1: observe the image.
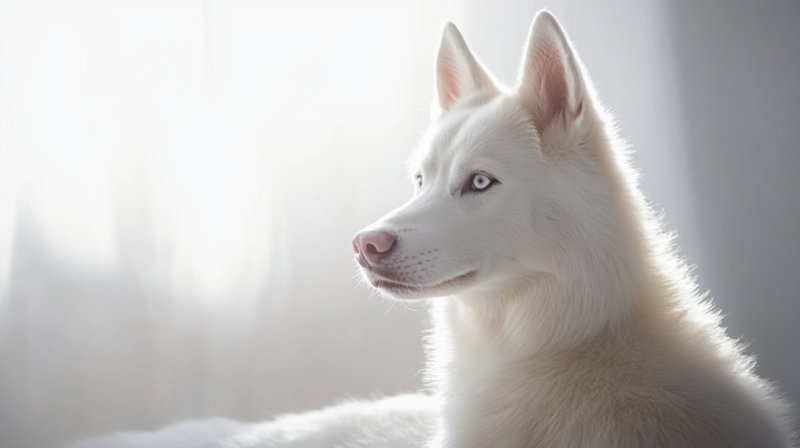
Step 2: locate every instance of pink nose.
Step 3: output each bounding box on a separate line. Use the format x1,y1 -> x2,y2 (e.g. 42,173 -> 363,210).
352,230 -> 396,267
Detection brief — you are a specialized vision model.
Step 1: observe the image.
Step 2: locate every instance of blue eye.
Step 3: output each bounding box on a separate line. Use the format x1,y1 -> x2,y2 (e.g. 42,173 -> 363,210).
470,173 -> 493,191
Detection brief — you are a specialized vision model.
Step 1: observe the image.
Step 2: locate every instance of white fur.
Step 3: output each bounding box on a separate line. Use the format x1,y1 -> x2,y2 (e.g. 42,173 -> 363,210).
71,10 -> 795,448
69,394 -> 436,448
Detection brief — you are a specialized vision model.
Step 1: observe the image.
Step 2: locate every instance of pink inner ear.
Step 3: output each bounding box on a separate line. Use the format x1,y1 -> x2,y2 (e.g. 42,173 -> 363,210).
439,61 -> 461,110
530,37 -> 568,127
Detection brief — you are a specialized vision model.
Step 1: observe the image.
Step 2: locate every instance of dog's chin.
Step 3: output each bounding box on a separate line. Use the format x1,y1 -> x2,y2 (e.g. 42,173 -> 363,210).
364,270 -> 479,300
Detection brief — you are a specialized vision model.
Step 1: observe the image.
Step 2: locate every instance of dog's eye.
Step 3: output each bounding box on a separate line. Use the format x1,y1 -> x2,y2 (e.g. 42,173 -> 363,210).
470,173 -> 494,191
415,175 -> 423,189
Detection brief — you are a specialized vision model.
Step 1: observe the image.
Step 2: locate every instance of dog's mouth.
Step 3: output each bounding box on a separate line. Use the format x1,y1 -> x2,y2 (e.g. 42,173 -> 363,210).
369,270 -> 478,297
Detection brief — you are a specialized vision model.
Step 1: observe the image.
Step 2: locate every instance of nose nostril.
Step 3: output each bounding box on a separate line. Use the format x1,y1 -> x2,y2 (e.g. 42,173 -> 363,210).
354,230 -> 396,267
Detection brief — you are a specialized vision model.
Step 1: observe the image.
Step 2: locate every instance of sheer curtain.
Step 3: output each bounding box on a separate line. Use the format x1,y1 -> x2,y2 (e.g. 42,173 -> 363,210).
1,1 -> 797,447
0,2 -> 458,446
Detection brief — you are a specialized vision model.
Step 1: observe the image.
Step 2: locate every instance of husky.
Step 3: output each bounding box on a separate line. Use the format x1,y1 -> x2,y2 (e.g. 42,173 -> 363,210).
72,10 -> 793,448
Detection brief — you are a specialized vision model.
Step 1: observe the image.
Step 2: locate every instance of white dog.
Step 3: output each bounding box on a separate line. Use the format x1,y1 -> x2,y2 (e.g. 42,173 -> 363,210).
73,10 -> 794,448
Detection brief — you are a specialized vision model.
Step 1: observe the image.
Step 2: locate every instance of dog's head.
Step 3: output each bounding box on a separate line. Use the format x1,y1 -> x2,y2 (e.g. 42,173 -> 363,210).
354,12 -> 634,302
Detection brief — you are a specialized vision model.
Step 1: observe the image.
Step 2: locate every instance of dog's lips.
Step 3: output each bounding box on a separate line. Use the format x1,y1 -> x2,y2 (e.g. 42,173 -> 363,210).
369,270 -> 478,296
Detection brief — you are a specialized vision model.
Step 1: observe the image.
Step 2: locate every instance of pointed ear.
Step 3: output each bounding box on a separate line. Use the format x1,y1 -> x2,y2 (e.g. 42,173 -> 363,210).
435,22 -> 498,115
518,11 -> 586,131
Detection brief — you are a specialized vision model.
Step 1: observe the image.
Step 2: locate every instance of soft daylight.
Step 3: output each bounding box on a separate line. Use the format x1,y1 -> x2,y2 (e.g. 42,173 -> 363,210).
0,1 -> 798,447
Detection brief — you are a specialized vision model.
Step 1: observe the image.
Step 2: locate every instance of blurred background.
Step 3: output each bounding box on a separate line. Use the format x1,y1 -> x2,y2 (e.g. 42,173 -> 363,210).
0,1 -> 797,446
